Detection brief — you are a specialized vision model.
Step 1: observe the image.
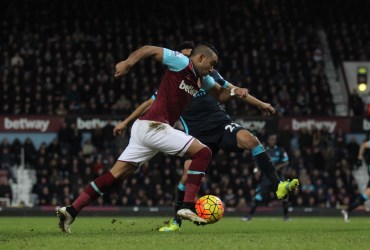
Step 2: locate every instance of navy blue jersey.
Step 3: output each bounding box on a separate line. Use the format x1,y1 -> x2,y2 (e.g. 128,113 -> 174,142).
265,145 -> 289,166
180,70 -> 232,138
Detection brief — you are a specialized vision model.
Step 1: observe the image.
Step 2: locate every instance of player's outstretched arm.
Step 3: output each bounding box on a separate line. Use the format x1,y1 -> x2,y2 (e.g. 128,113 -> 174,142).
113,98 -> 154,136
114,46 -> 164,78
225,82 -> 275,116
207,83 -> 248,102
358,141 -> 369,160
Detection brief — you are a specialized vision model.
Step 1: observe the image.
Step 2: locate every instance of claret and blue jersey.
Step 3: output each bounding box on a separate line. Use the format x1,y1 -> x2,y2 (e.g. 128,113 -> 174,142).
140,48 -> 216,126
149,56 -> 233,138
180,70 -> 233,138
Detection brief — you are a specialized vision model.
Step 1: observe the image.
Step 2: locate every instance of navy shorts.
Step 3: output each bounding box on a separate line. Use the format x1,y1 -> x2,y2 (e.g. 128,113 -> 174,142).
195,122 -> 245,155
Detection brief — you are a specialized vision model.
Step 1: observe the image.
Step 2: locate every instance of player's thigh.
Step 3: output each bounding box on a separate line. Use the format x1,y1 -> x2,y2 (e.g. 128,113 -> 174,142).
235,129 -> 261,150
195,134 -> 220,155
118,120 -> 159,166
219,122 -> 246,152
143,121 -> 198,157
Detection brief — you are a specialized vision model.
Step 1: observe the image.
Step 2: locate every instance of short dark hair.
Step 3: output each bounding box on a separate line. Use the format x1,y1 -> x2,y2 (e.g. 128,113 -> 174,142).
176,41 -> 195,52
190,42 -> 219,58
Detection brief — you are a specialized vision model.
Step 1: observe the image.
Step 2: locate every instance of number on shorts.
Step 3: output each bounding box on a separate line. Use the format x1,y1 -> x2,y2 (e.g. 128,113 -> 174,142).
224,123 -> 241,132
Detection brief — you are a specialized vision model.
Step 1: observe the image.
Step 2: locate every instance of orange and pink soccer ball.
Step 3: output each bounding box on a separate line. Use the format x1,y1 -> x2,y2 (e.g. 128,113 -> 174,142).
195,195 -> 225,224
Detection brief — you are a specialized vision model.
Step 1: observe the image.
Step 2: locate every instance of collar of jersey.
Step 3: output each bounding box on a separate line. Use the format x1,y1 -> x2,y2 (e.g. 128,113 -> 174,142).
189,60 -> 198,78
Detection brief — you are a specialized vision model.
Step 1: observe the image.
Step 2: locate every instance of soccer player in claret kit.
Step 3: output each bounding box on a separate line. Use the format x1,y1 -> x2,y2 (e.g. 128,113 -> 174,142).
57,43 -> 250,233
118,42 -> 299,232
341,139 -> 370,222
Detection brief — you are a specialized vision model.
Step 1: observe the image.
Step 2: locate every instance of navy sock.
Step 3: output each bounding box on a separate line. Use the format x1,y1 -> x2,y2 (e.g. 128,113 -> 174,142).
252,145 -> 280,190
348,194 -> 367,212
175,183 -> 185,224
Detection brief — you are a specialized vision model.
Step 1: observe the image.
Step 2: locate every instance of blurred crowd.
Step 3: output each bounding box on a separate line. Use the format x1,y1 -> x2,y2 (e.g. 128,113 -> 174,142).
1,0 -> 352,117
1,0 -> 370,208
0,123 -> 363,209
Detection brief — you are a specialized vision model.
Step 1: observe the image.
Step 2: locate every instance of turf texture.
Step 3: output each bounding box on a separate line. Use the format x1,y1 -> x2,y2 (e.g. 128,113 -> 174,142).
0,216 -> 369,250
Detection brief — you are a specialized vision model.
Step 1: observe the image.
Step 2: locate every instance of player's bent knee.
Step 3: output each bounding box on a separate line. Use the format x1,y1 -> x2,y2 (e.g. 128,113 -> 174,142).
192,146 -> 212,162
237,131 -> 260,150
110,161 -> 137,180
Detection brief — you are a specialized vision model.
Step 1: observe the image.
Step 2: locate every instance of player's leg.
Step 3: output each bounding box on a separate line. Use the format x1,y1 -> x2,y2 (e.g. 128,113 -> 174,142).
175,160 -> 191,217
342,186 -> 370,222
282,199 -> 290,221
57,120 -> 157,233
235,129 -> 299,199
160,141 -> 219,231
242,178 -> 270,221
176,139 -> 212,224
145,122 -> 212,224
159,160 -> 191,232
57,161 -> 137,233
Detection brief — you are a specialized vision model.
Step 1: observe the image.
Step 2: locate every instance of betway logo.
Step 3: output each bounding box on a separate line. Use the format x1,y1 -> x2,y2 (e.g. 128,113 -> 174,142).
4,117 -> 50,132
179,80 -> 198,97
234,119 -> 266,130
292,119 -> 336,132
77,118 -> 119,130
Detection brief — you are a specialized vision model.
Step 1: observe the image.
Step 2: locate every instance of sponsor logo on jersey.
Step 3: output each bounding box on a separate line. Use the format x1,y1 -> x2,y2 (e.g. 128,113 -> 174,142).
179,80 -> 198,97
173,51 -> 183,57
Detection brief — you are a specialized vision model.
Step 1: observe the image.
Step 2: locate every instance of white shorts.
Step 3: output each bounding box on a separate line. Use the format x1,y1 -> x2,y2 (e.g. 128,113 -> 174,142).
118,120 -> 195,166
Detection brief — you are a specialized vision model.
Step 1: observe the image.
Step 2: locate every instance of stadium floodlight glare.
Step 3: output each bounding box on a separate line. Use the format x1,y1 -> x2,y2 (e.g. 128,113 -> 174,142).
358,83 -> 367,92
357,66 -> 367,93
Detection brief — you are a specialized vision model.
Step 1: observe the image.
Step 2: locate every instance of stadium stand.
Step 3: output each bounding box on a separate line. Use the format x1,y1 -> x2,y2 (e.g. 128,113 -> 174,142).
0,0 -> 369,211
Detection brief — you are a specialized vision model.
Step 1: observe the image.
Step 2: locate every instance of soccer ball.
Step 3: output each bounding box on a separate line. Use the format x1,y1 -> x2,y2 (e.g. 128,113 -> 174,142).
195,195 -> 225,224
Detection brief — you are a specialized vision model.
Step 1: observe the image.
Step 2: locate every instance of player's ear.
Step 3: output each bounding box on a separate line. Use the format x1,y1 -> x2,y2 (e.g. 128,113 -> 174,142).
198,53 -> 206,62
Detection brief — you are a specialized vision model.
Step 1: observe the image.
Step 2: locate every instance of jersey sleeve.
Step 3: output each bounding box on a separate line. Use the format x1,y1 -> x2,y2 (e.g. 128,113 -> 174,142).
210,70 -> 230,88
162,48 -> 189,72
201,75 -> 216,91
281,151 -> 289,163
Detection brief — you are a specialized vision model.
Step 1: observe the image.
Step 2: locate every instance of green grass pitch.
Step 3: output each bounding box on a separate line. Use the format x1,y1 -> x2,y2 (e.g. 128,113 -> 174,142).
0,216 -> 369,250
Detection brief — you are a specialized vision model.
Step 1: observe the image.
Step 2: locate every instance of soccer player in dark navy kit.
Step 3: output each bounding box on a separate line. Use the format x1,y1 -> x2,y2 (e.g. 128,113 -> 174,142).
341,139 -> 370,222
241,134 -> 291,221
119,42 -> 299,232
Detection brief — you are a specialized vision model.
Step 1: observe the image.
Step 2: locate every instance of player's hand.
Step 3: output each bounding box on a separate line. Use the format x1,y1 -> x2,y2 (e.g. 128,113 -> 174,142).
234,88 -> 249,98
113,121 -> 128,136
259,102 -> 276,116
114,60 -> 132,78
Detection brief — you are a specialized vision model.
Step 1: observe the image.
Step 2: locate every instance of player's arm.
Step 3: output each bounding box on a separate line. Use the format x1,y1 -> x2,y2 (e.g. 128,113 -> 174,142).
113,98 -> 154,136
226,82 -> 275,116
210,71 -> 275,115
358,141 -> 370,160
114,46 -> 164,78
203,76 -> 248,102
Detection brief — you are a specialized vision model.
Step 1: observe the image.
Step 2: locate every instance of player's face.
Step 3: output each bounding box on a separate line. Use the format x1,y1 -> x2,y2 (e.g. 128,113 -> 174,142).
196,52 -> 218,76
268,136 -> 277,146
